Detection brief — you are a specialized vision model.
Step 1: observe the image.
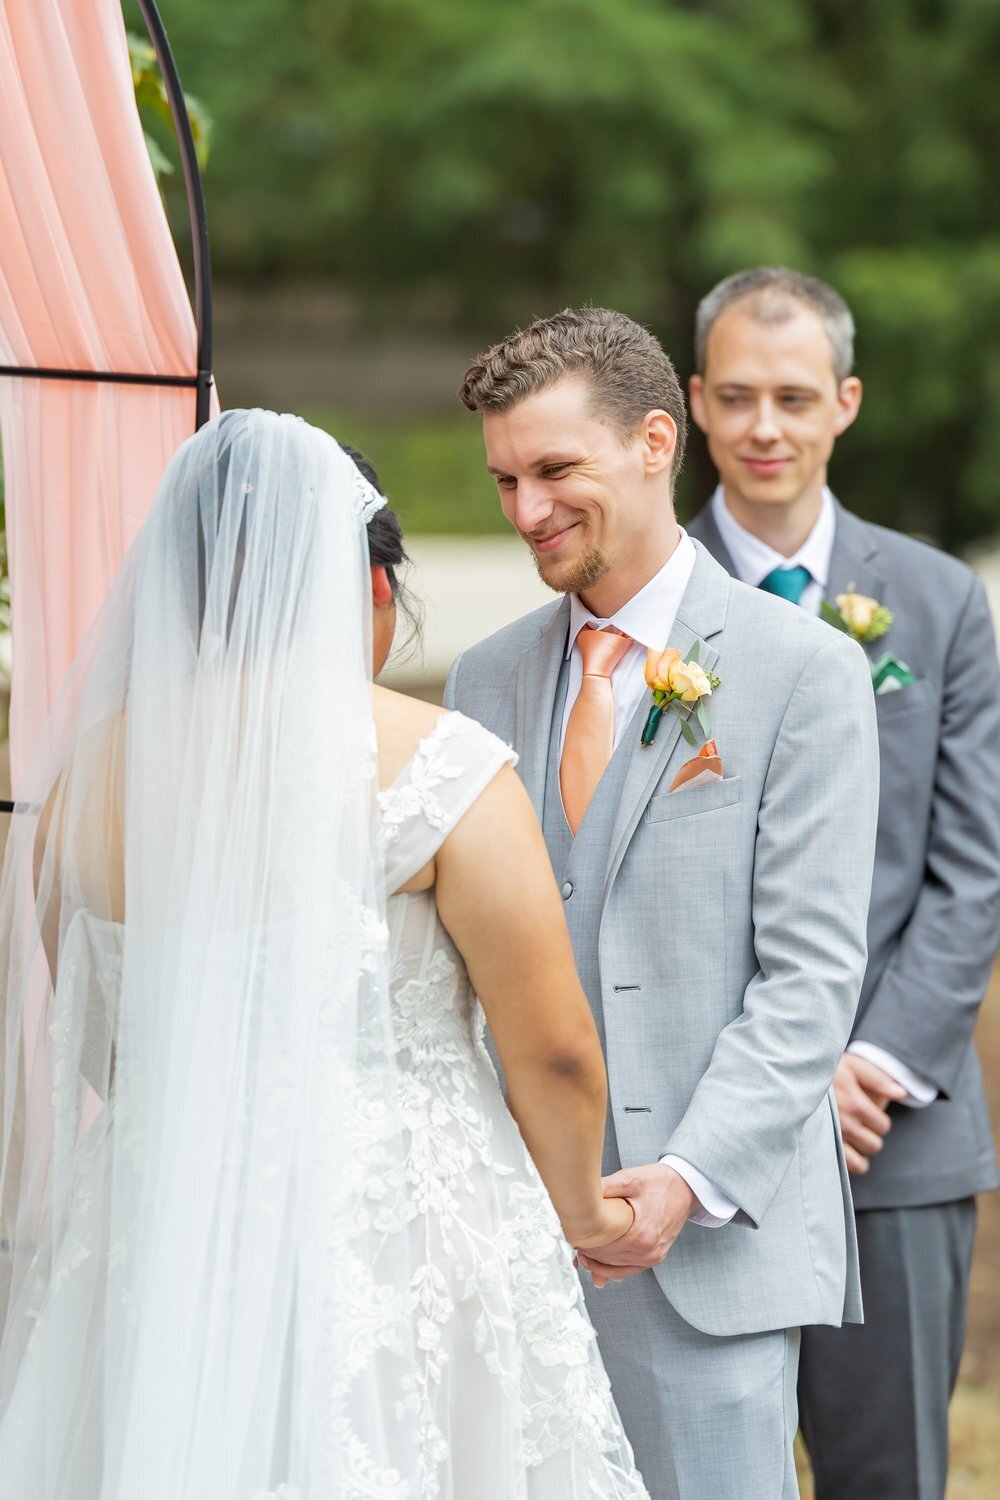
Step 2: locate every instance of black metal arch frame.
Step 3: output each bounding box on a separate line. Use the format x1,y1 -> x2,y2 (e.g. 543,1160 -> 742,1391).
0,0 -> 214,814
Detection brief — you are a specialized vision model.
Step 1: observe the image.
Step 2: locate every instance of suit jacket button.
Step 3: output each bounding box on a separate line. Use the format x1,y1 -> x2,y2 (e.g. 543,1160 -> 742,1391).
561,881 -> 573,899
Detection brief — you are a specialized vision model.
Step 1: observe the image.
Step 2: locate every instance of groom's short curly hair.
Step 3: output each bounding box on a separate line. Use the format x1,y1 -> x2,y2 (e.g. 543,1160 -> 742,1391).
459,307 -> 688,483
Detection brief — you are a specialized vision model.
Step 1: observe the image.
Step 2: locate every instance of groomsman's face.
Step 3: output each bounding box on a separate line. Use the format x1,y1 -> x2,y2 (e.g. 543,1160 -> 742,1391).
482,376 -> 678,599
689,301 -> 862,518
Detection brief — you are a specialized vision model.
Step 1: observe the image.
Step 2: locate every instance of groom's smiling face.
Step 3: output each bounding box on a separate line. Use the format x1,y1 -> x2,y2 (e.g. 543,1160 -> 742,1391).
483,376 -> 676,601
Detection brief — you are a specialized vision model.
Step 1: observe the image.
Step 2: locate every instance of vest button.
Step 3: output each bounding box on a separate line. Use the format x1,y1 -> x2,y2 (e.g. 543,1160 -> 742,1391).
561,881 -> 573,900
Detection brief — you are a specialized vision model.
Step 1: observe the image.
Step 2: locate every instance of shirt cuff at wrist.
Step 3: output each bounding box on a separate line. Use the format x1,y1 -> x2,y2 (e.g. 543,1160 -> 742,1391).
659,1155 -> 738,1228
848,1041 -> 938,1108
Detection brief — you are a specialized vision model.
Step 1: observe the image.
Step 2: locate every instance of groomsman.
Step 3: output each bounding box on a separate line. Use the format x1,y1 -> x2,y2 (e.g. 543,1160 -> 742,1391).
687,266 -> 1000,1500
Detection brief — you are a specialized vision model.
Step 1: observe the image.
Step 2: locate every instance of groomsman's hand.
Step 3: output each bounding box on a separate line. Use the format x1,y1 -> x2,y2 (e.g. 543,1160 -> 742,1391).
833,1053 -> 908,1175
575,1164 -> 696,1283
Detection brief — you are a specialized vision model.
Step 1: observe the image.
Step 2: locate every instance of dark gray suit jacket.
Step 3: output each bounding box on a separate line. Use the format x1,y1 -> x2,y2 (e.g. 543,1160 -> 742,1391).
689,499 -> 1000,1209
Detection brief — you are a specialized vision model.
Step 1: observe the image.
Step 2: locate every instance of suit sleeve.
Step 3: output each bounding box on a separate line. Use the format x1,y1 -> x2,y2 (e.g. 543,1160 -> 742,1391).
442,653 -> 463,711
853,573 -> 1000,1095
663,633 -> 879,1227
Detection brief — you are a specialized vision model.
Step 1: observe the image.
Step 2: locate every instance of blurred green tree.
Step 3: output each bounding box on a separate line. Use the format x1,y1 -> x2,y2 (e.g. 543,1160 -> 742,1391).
146,0 -> 1000,549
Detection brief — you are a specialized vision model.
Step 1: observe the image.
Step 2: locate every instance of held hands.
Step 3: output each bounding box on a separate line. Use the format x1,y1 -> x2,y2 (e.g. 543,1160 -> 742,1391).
575,1163 -> 696,1288
571,1197 -> 636,1252
834,1053 -> 907,1175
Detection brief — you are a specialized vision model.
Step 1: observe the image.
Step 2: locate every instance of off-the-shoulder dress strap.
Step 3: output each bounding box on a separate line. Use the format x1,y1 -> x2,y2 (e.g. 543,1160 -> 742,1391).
379,711 -> 517,894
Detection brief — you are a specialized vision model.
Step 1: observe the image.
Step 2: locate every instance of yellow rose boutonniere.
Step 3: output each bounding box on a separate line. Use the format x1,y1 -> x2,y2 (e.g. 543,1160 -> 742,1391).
641,642 -> 721,747
820,585 -> 917,693
820,587 -> 893,644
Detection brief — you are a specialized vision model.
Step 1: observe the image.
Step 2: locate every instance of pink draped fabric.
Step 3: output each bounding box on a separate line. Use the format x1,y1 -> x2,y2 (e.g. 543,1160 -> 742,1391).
0,0 -> 216,784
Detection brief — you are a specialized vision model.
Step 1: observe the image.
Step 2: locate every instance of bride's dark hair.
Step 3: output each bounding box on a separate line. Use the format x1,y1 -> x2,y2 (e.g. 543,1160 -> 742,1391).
340,440 -> 422,654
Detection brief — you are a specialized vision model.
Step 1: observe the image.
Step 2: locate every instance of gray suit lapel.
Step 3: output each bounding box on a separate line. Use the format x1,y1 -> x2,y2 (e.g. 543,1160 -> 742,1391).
515,598 -> 570,815
603,545 -> 729,906
687,503 -> 738,579
826,499 -> 885,609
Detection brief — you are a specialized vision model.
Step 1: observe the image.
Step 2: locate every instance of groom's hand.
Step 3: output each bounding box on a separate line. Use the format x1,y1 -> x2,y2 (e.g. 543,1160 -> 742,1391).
833,1053 -> 908,1175
575,1164 -> 696,1282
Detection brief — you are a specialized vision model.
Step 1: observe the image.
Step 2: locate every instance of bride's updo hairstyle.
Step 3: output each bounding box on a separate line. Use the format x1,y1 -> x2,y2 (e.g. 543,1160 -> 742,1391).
340,440 -> 422,653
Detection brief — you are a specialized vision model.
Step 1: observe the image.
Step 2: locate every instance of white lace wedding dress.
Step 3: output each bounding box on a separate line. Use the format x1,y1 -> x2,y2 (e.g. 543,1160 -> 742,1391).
0,711 -> 648,1500
0,413 -> 646,1499
376,711 -> 648,1498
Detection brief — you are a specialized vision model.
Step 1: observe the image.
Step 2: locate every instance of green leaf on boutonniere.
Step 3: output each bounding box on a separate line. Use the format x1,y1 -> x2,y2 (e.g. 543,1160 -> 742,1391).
687,640 -> 701,665
679,714 -> 699,746
820,600 -> 851,634
696,700 -> 710,737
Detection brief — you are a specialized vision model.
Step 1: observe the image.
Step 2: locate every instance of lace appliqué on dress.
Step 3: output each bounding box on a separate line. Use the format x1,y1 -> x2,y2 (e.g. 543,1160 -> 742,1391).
378,716 -> 470,848
387,937 -> 643,1493
371,710 -> 646,1495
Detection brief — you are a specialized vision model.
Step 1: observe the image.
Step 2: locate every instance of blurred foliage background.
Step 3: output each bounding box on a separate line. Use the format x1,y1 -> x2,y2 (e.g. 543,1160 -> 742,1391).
123,0 -> 1000,546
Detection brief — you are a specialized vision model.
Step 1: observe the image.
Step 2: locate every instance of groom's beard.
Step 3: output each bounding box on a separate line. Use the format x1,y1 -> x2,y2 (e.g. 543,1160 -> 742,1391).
530,539 -> 610,597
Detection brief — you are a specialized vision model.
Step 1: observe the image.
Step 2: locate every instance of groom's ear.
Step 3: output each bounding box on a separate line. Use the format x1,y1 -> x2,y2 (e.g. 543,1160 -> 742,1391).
371,566 -> 394,607
640,408 -> 678,477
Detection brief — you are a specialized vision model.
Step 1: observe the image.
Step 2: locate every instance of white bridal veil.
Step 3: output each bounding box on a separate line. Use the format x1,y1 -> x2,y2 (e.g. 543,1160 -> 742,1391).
0,410 -> 419,1498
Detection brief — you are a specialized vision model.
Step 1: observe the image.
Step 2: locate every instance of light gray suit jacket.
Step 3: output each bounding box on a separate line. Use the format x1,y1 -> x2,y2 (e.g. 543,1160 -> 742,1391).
446,543 -> 879,1335
690,500 -> 1000,1210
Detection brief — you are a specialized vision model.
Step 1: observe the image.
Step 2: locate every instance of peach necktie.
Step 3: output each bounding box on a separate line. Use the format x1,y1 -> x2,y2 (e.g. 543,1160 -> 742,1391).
560,625 -> 633,834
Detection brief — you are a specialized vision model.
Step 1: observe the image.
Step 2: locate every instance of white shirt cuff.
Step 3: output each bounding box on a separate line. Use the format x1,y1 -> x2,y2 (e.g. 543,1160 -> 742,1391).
848,1041 -> 938,1108
659,1155 -> 738,1227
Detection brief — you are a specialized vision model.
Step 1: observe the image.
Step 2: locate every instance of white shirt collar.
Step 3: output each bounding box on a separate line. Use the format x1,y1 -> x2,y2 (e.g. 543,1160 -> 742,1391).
566,530 -> 698,657
710,486 -> 835,591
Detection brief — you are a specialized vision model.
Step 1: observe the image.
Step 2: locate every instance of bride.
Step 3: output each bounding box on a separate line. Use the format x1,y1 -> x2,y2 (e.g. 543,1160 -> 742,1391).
0,409 -> 648,1499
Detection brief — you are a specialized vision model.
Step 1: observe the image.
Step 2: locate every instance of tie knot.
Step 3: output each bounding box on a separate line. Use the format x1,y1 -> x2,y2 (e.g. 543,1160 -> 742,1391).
760,565 -> 811,605
576,625 -> 632,678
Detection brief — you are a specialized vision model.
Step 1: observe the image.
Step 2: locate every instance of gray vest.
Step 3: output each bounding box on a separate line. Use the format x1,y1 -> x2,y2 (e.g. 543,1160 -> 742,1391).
541,659 -> 643,1170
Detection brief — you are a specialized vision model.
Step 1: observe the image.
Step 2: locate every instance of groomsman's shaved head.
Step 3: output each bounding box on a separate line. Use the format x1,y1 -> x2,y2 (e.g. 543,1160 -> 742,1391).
695,267 -> 856,383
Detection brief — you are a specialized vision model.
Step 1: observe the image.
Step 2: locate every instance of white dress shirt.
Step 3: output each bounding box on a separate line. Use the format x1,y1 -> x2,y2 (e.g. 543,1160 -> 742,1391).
564,530 -> 737,1228
709,487 -> 937,1109
561,531 -> 697,754
710,484 -> 835,613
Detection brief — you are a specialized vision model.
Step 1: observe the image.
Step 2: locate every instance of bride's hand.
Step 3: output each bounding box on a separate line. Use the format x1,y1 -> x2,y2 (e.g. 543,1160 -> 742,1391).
570,1196 -> 636,1252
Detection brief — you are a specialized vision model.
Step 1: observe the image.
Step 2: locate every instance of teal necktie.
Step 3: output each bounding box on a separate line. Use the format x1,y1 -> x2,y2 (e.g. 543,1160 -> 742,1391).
759,564 -> 811,605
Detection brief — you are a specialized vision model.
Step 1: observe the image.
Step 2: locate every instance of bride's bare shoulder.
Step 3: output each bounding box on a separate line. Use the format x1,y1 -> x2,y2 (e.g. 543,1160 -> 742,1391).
372,684 -> 453,788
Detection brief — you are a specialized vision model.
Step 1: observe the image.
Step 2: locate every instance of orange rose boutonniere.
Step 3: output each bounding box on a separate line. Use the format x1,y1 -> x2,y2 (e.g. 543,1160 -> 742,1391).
640,642 -> 720,748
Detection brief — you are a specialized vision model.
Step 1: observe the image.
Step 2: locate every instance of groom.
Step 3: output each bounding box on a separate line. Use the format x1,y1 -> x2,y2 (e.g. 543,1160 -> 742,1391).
445,307 -> 880,1499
